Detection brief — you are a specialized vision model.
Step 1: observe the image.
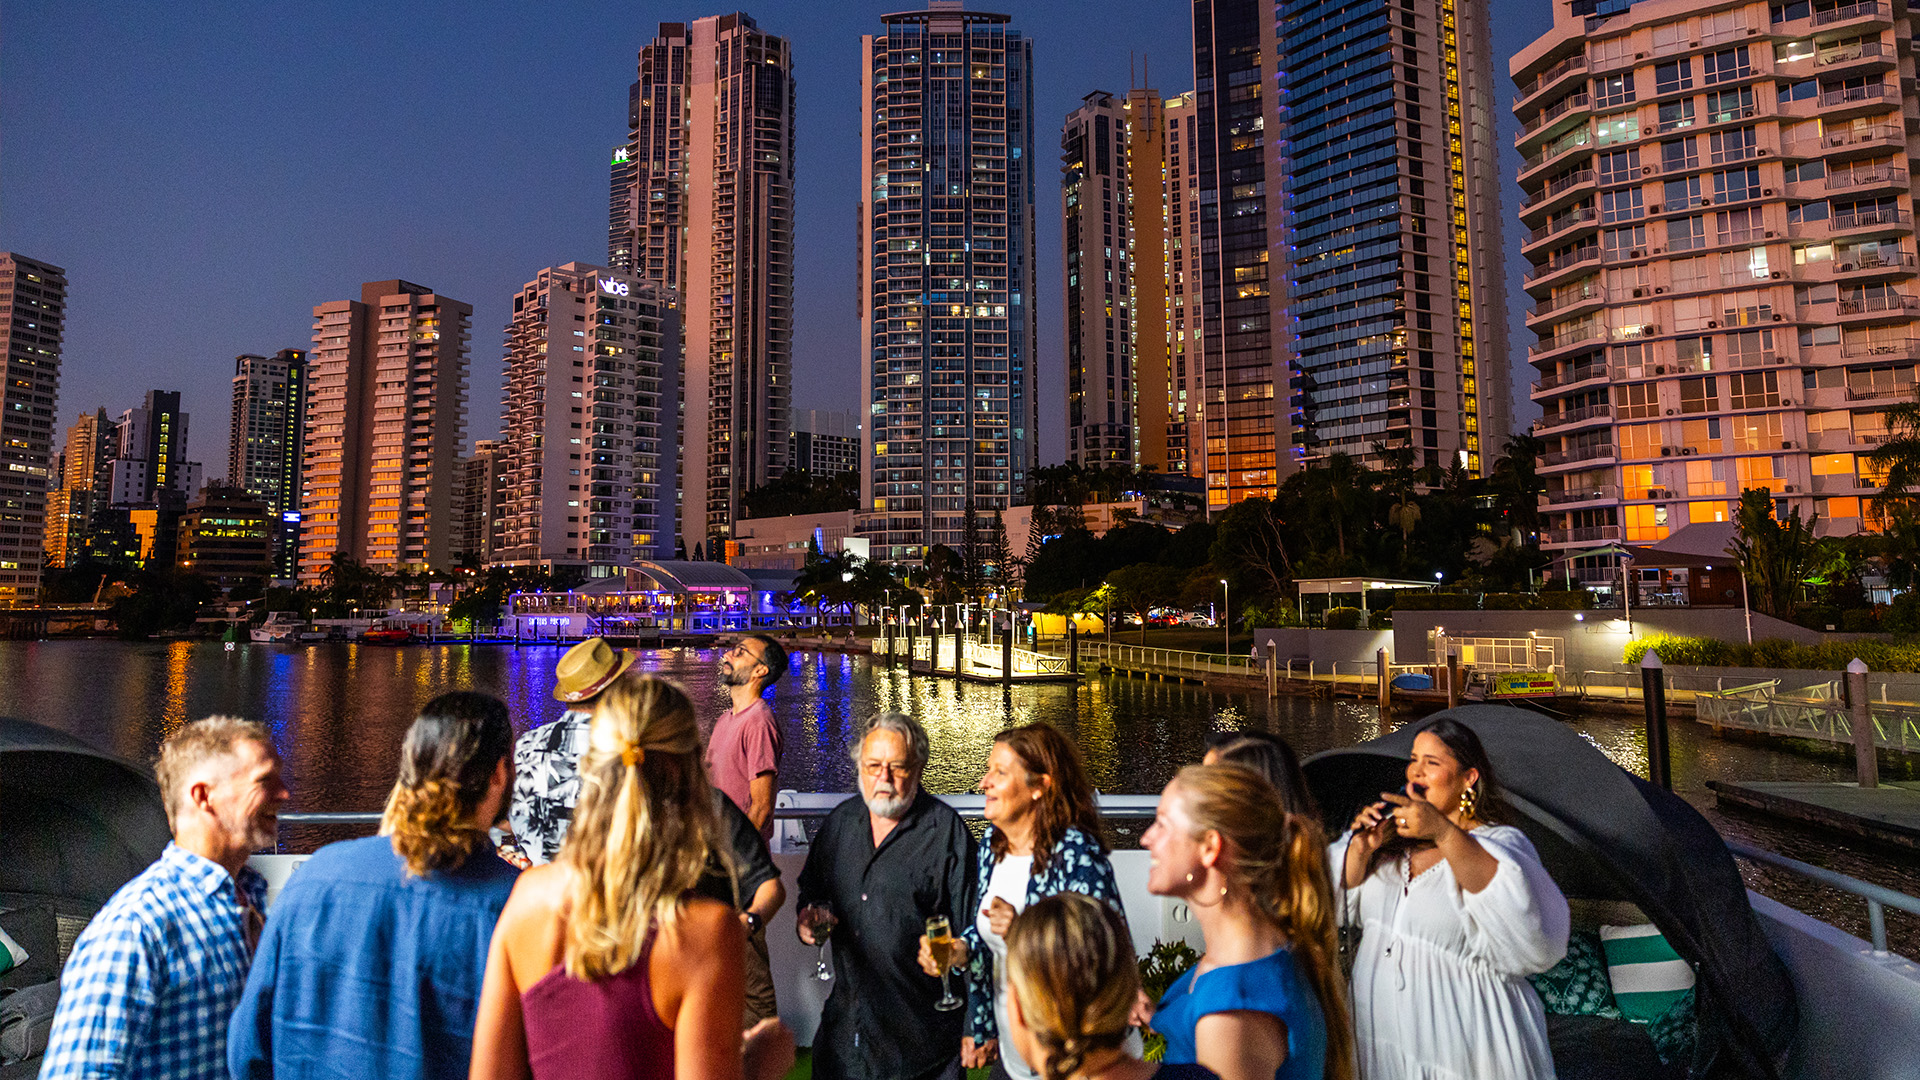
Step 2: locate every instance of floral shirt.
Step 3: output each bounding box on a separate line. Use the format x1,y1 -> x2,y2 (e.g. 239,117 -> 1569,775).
960,825 -> 1123,1044
508,711 -> 589,864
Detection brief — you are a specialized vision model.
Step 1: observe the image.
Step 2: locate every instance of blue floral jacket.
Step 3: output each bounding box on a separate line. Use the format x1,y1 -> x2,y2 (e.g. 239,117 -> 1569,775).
961,824 -> 1124,1044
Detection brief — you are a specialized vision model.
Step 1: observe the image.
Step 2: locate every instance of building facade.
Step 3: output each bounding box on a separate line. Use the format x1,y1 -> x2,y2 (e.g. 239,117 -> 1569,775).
229,350 -> 307,579
790,409 -> 861,477
44,408 -> 114,570
0,254 -> 64,602
497,263 -> 681,573
1164,91 -> 1205,479
175,487 -> 274,587
456,439 -> 509,566
858,1 -> 1038,561
1062,91 -> 1137,467
610,14 -> 796,558
106,391 -> 196,508
301,280 -> 471,583
1515,0 -> 1919,559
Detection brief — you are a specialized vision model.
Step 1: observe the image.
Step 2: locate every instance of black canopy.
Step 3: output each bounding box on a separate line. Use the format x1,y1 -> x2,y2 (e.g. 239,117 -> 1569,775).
0,716 -> 169,910
1302,705 -> 1795,1080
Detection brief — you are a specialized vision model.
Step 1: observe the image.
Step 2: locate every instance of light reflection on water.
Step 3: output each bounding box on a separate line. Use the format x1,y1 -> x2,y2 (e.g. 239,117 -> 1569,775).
1,639 -> 1914,954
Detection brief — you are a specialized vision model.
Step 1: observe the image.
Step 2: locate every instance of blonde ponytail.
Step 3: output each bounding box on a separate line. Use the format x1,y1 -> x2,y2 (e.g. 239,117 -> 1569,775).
1004,893 -> 1137,1080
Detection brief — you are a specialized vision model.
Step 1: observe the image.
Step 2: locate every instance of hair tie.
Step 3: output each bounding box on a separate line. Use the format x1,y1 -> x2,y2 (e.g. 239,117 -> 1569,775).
621,743 -> 645,769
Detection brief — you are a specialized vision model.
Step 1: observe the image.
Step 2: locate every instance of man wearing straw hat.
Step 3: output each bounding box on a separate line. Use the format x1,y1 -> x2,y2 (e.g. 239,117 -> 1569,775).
506,637 -> 637,865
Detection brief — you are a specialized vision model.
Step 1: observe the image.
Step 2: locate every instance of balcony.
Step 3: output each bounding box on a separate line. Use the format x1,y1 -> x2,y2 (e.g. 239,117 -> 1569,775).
1836,293 -> 1920,316
1537,402 -> 1615,431
1519,133 -> 1593,180
1524,245 -> 1602,286
1523,207 -> 1599,250
1541,443 -> 1618,468
1841,338 -> 1920,359
1847,383 -> 1916,401
1520,170 -> 1597,217
1527,284 -> 1607,321
1530,322 -> 1607,361
1818,83 -> 1898,119
1827,167 -> 1909,194
1811,0 -> 1891,29
1834,249 -> 1919,276
1830,208 -> 1911,235
1544,484 -> 1621,506
1515,55 -> 1589,110
1535,363 -> 1609,392
1517,93 -> 1592,149
1794,124 -> 1905,162
1543,524 -> 1625,545
1815,40 -> 1894,73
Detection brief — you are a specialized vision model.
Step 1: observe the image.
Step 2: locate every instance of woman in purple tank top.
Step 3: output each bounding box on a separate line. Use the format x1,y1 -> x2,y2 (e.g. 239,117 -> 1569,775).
470,674 -> 793,1080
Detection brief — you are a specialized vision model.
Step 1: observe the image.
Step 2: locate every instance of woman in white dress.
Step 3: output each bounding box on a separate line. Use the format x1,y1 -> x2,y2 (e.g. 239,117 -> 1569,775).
1334,719 -> 1569,1080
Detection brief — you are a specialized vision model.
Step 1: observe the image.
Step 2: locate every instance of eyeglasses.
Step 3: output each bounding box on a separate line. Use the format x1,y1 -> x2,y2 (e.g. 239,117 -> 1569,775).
862,760 -> 917,778
727,642 -> 766,665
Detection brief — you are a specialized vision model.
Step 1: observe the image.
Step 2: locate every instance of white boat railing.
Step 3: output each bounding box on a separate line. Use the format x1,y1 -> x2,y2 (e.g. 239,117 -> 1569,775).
1729,839 -> 1920,955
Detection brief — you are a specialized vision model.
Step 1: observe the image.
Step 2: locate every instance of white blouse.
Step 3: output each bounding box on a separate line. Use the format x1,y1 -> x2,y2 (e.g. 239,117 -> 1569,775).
1332,824 -> 1571,1080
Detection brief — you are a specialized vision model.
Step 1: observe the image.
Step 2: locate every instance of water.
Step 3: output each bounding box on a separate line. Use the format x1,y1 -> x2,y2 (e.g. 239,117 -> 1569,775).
2,639 -> 1915,955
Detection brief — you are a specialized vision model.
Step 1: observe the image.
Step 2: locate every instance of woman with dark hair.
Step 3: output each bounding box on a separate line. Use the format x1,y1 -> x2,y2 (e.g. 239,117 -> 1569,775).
1203,733 -> 1319,819
917,722 -> 1126,1078
1336,718 -> 1569,1080
229,692 -> 521,1079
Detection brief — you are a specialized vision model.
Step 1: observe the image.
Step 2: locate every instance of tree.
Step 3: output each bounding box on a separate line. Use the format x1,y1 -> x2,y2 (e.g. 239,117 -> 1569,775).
740,469 -> 860,519
1105,563 -> 1186,643
1488,431 -> 1547,543
1209,497 -> 1293,605
922,544 -> 966,605
1727,488 -> 1819,617
961,501 -> 985,604
983,510 -> 1016,597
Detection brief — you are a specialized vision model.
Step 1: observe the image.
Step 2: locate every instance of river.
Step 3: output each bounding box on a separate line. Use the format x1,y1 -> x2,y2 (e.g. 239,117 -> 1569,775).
2,638 -> 1914,955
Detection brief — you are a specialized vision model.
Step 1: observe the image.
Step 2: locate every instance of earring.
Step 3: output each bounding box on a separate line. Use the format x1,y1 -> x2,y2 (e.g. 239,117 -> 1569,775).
1459,784 -> 1478,821
1185,873 -> 1194,883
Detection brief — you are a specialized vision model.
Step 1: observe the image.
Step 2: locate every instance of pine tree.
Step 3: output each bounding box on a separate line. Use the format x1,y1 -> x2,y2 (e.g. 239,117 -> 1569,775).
961,501 -> 984,604
985,509 -> 1016,596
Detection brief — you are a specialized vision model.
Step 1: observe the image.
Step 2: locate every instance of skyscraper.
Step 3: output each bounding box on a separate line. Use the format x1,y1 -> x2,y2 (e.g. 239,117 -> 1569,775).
790,409 -> 861,477
1516,0 -> 1920,557
1188,0 -> 1508,509
858,1 -> 1037,561
609,13 -> 796,558
1164,91 -> 1205,479
0,253 -> 64,602
497,262 -> 681,572
109,391 -> 192,506
1061,87 -> 1175,470
456,439 -> 509,566
43,408 -> 113,570
301,280 -> 471,583
229,349 -> 307,579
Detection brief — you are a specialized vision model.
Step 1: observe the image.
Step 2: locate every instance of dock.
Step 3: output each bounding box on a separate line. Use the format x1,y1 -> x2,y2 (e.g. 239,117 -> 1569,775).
1708,780 -> 1920,851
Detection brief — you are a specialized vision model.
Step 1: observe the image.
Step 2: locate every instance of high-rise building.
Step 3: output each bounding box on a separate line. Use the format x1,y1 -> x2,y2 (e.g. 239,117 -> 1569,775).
456,439 -> 509,566
108,391 -> 193,507
44,408 -> 114,569
0,254 -> 64,602
857,1 -> 1037,561
301,280 -> 471,583
229,350 -> 307,579
791,409 -> 861,477
610,13 -> 796,557
1061,88 -> 1176,470
174,486 -> 273,588
1164,91 -> 1205,479
497,262 -> 681,573
1517,0 -> 1920,557
1187,0 -> 1508,509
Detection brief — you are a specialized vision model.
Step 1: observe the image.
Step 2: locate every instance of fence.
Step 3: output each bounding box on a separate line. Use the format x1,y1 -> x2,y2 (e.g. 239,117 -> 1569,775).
1696,678 -> 1920,753
1428,633 -> 1565,672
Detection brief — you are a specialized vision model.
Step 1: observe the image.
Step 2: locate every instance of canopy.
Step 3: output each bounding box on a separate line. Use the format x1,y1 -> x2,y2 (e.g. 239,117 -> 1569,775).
1303,705 -> 1795,1080
0,716 -> 169,910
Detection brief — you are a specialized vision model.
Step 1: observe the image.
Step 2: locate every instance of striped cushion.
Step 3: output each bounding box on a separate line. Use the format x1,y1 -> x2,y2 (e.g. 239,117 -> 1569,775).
1599,923 -> 1695,1023
0,923 -> 25,975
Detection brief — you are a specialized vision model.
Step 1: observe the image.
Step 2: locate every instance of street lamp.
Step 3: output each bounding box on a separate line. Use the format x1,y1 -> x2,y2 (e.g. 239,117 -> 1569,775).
1220,579 -> 1230,656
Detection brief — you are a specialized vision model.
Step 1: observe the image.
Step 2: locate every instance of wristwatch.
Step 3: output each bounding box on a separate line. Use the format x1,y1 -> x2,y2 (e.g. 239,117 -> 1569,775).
745,911 -> 764,934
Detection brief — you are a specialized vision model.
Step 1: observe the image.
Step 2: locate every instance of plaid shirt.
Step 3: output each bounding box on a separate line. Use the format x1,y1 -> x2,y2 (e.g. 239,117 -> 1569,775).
40,842 -> 268,1080
508,711 -> 590,864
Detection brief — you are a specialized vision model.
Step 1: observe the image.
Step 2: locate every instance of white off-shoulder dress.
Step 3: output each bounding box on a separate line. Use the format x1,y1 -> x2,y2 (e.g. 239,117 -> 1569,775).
1332,824 -> 1571,1080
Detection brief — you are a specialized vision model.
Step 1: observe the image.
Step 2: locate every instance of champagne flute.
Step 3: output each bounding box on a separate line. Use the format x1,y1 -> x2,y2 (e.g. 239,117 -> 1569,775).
812,915 -> 834,981
927,915 -> 962,1011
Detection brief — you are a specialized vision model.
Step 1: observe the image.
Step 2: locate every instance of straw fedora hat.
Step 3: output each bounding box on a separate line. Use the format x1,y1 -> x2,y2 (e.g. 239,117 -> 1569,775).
552,637 -> 637,703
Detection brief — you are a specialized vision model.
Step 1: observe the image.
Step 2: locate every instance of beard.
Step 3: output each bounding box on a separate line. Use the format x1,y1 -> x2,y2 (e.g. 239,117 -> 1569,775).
221,803 -> 278,853
864,786 -> 915,820
719,660 -> 754,687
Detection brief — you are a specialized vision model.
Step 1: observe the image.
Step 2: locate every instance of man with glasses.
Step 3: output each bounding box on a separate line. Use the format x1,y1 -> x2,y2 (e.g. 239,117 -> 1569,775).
796,713 -> 976,1080
707,633 -> 789,1024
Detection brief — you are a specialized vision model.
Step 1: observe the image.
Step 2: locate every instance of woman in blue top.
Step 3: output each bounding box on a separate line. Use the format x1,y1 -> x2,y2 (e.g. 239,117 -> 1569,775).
229,692 -> 521,1080
1143,764 -> 1354,1080
918,723 -> 1125,1078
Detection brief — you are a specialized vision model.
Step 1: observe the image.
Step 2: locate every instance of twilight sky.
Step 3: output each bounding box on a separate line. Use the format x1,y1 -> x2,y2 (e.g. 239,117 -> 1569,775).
3,0 -> 1554,481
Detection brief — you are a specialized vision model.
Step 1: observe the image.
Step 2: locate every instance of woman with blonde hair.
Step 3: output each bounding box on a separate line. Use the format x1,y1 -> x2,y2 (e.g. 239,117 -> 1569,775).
470,674 -> 792,1080
1143,764 -> 1353,1080
230,691 -> 520,1079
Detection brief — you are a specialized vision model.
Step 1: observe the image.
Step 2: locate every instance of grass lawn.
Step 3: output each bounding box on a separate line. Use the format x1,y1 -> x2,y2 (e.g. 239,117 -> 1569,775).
783,1049 -> 990,1080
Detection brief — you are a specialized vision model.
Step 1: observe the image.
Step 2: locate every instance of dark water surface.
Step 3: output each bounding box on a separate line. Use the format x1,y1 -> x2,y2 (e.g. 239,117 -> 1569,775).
2,639 -> 1914,955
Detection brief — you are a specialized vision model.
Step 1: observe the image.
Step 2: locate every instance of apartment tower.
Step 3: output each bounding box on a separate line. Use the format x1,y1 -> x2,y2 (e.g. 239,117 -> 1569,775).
1165,91 -> 1205,479
300,280 -> 470,584
858,1 -> 1037,561
497,263 -> 681,573
44,408 -> 112,570
609,14 -> 795,558
0,254 -> 63,601
456,439 -> 509,566
229,350 -> 307,579
1515,0 -> 1919,561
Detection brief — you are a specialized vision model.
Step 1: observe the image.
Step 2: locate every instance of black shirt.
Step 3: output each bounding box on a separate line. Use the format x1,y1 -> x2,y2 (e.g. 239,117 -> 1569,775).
797,790 -> 977,1080
695,788 -> 780,909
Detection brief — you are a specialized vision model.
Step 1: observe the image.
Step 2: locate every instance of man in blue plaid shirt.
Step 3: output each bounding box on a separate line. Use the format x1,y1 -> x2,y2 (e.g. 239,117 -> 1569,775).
40,716 -> 287,1079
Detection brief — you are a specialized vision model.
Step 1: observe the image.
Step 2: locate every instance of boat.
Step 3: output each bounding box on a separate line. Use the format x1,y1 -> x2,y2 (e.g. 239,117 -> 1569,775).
250,611 -> 302,643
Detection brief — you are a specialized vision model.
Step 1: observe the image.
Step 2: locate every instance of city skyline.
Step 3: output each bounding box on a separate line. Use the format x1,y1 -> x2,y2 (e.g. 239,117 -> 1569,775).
4,1 -> 1555,490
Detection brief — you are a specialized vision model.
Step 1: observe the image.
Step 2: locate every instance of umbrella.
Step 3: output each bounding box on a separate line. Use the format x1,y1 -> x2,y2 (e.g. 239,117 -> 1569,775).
0,716 -> 170,911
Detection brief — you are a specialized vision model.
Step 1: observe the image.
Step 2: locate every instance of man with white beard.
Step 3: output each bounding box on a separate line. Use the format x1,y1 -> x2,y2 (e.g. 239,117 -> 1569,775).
796,713 -> 977,1080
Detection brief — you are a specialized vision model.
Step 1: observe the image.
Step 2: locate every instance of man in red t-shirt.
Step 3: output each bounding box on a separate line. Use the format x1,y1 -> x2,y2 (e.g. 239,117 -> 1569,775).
708,632 -> 788,1024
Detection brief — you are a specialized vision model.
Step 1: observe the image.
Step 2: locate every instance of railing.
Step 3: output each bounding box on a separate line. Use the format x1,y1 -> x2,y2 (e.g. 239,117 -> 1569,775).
1516,54 -> 1587,100
1812,0 -> 1887,25
1525,208 -> 1598,245
1832,208 -> 1912,230
1542,524 -> 1624,544
1695,679 -> 1920,754
1838,294 -> 1920,315
1529,286 -> 1605,318
1545,484 -> 1620,505
1841,338 -> 1920,358
1795,124 -> 1902,154
1535,364 -> 1607,391
1519,134 -> 1592,175
1540,443 -> 1617,466
1837,250 -> 1918,271
1538,403 -> 1613,429
1848,383 -> 1915,401
1521,170 -> 1597,209
1828,168 -> 1910,191
1076,640 -> 1257,679
1818,41 -> 1891,66
1822,83 -> 1897,108
1729,840 -> 1919,954
1530,326 -> 1603,356
1525,248 -> 1602,283
1520,93 -> 1591,137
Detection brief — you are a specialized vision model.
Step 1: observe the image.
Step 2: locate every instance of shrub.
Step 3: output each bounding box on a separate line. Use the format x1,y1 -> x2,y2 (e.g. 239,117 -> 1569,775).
1623,634 -> 1920,672
1841,608 -> 1880,634
1887,594 -> 1920,635
1324,606 -> 1363,630
1138,939 -> 1200,1061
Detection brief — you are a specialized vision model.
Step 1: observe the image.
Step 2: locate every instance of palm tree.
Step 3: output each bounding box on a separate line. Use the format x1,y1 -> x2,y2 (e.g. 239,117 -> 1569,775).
1727,488 -> 1819,617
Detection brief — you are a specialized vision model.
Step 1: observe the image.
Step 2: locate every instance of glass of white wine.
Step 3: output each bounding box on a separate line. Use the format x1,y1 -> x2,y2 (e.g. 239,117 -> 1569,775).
812,915 -> 834,981
926,915 -> 961,1011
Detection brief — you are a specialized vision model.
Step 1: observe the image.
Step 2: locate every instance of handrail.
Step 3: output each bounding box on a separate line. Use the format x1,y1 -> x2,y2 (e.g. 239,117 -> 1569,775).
278,795 -> 1166,831
1727,839 -> 1920,954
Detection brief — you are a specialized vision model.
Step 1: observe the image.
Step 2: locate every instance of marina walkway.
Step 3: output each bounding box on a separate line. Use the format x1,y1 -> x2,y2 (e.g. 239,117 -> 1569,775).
1709,780 -> 1920,851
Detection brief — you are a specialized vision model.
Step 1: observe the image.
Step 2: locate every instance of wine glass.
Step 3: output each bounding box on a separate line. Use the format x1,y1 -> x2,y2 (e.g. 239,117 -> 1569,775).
812,916 -> 834,981
926,915 -> 962,1011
